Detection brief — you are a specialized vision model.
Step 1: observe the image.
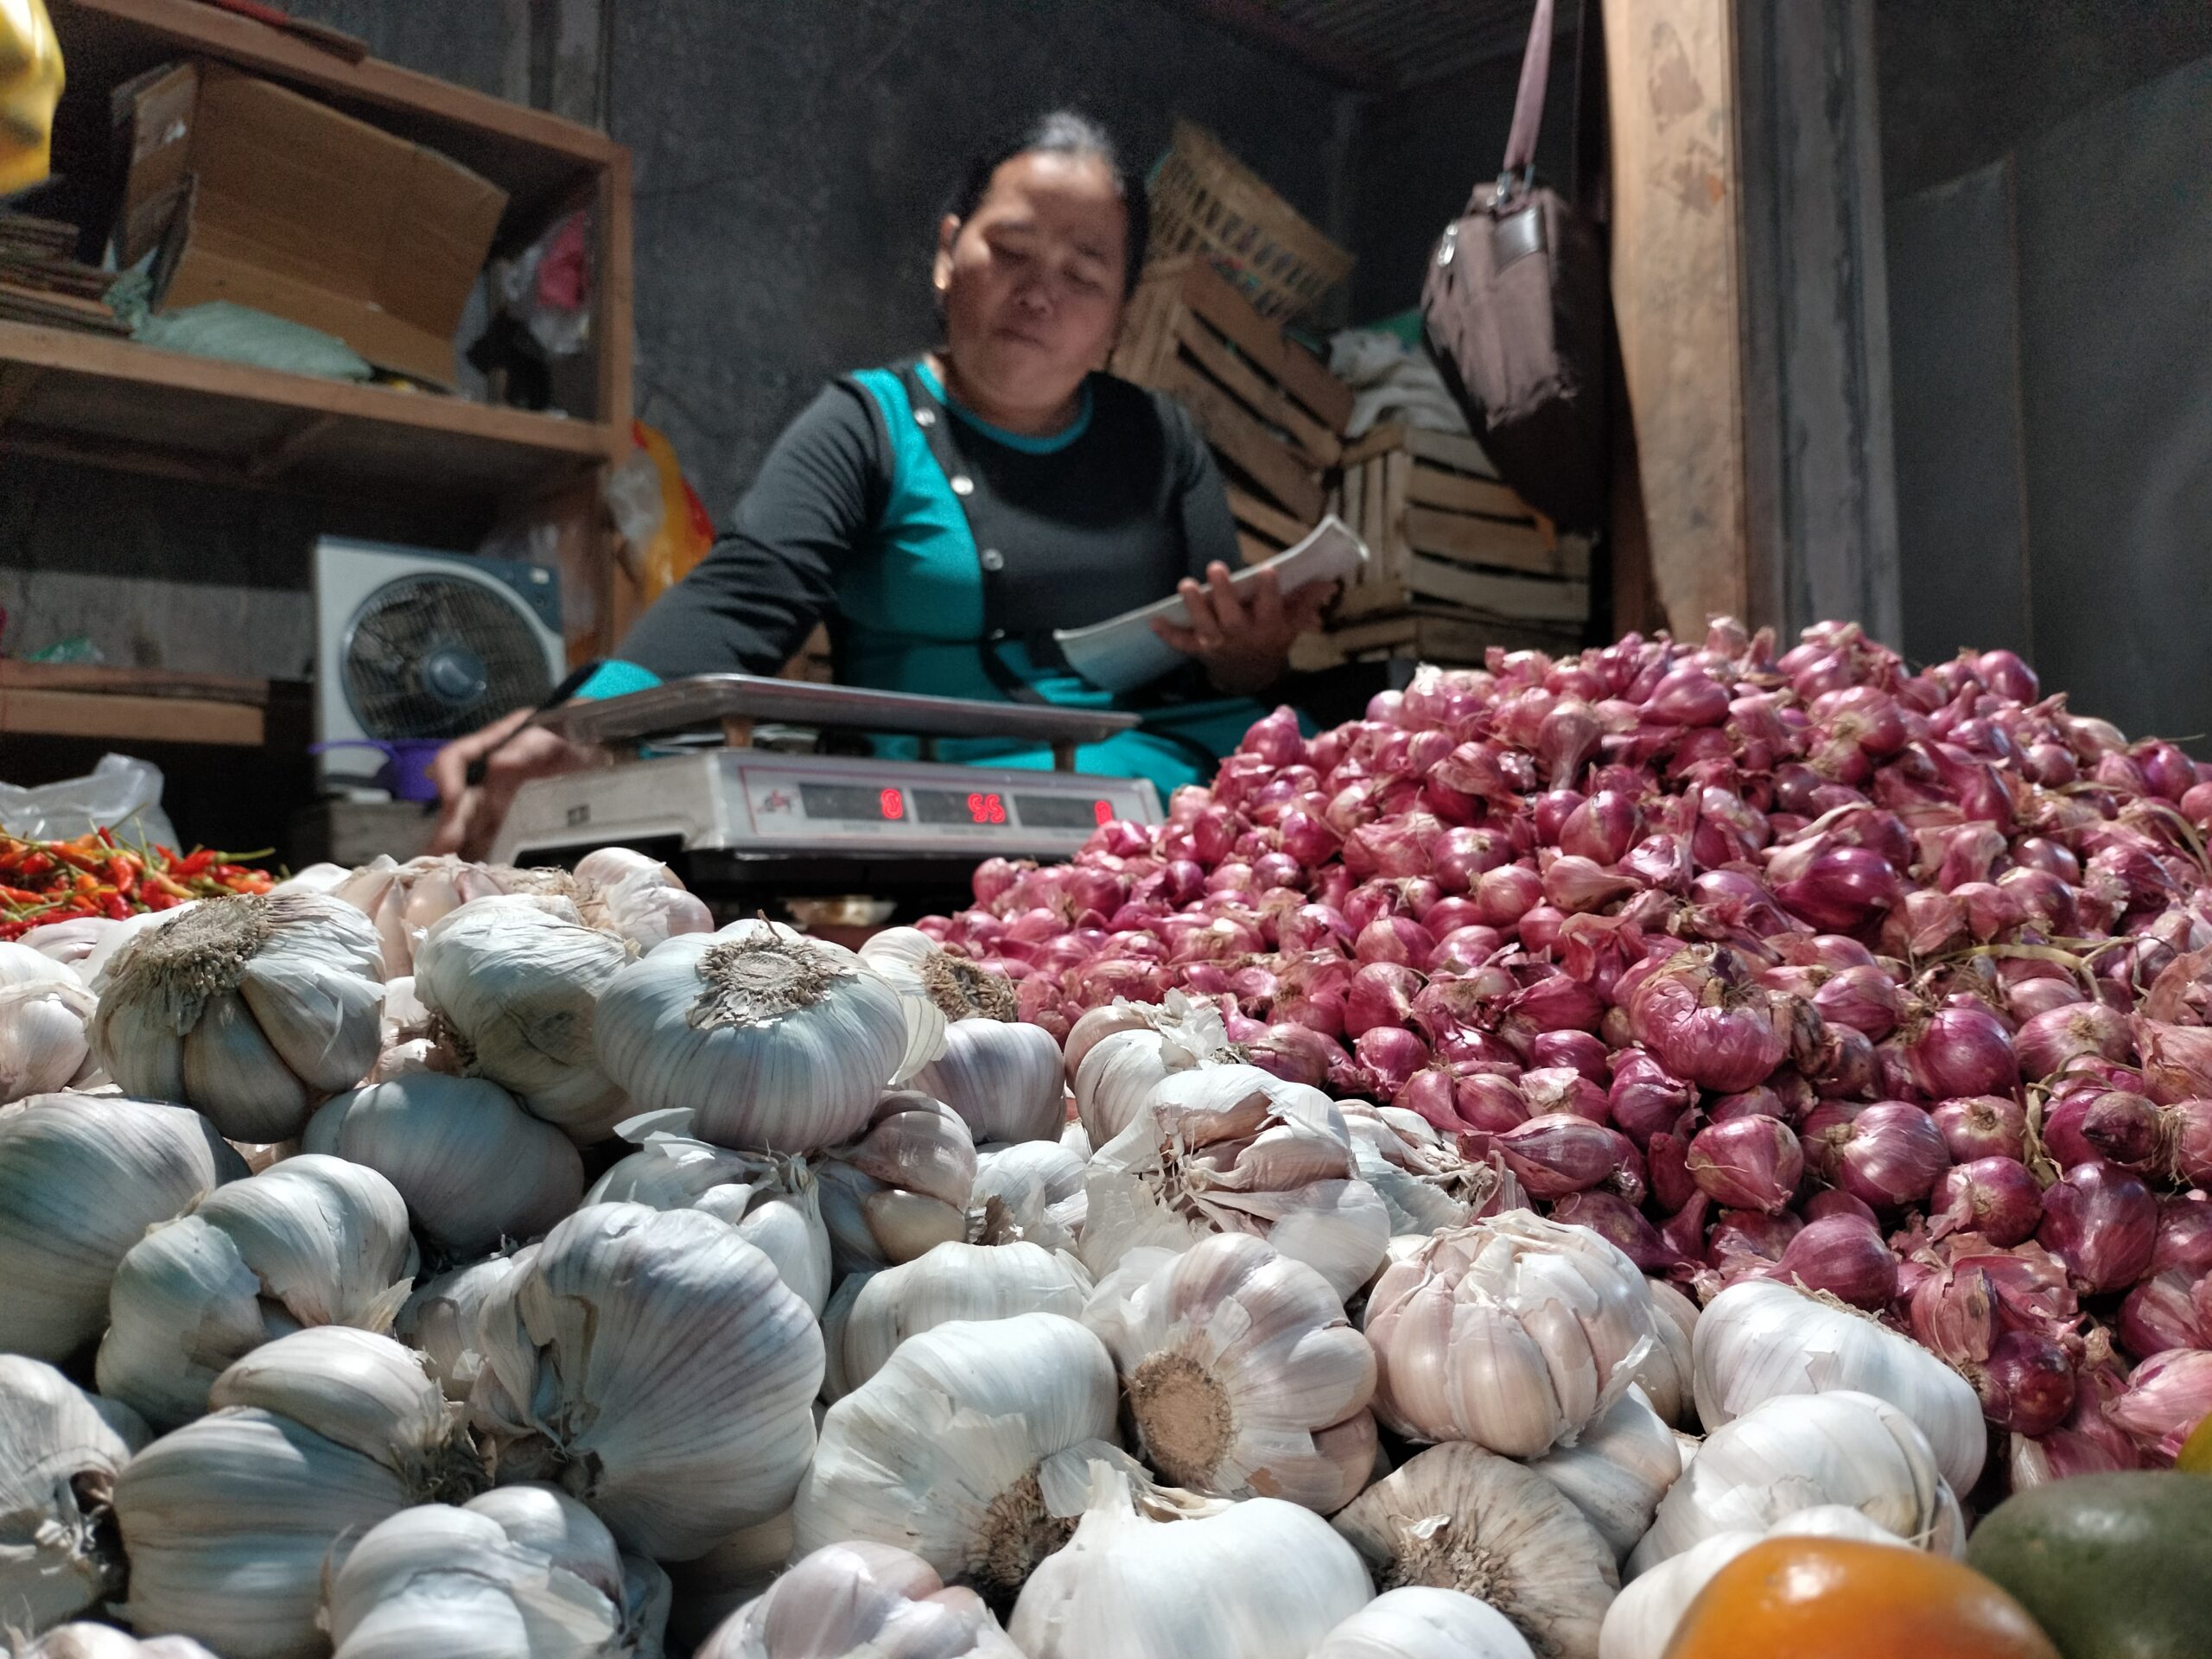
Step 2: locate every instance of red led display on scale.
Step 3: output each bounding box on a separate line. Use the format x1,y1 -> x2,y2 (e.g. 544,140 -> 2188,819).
967,791 -> 1007,824
1094,799 -> 1114,825
879,788 -> 905,820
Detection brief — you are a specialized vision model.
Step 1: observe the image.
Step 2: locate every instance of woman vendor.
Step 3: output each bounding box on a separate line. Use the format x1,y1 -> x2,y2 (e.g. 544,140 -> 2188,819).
431,111 -> 1331,858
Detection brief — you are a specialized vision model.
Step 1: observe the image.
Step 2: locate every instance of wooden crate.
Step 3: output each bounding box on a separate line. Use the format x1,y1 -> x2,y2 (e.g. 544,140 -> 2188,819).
1300,421 -> 1592,667
1112,254 -> 1353,561
1289,608 -> 1585,672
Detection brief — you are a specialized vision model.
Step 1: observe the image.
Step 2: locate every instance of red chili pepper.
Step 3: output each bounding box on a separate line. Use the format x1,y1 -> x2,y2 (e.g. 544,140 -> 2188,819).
171,849 -> 217,878
102,893 -> 130,919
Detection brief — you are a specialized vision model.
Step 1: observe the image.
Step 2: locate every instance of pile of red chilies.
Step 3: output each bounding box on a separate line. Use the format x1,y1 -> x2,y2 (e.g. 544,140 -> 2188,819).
918,617 -> 2212,1493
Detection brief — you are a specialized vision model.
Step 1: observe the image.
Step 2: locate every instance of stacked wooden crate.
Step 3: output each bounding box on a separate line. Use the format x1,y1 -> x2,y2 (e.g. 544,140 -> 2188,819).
1290,421 -> 1592,671
1109,254 -> 1352,567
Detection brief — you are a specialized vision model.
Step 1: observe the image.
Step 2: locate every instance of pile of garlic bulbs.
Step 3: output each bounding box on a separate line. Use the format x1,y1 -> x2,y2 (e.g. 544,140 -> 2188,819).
0,847 -> 2072,1659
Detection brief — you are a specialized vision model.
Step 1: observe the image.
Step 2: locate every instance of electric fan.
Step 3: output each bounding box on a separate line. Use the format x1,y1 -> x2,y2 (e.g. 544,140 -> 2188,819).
313,538 -> 565,794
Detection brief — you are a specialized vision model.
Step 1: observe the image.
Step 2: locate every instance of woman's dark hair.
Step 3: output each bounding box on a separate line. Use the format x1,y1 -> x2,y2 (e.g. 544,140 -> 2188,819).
944,111 -> 1151,298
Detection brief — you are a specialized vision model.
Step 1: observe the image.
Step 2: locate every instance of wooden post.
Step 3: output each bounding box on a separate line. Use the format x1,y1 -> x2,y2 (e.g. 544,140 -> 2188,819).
1602,0 -> 1751,639
1734,0 -> 1902,645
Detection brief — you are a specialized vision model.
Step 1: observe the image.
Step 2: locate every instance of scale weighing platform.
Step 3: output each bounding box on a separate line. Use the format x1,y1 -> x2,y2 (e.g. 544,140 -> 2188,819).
491,675 -> 1162,917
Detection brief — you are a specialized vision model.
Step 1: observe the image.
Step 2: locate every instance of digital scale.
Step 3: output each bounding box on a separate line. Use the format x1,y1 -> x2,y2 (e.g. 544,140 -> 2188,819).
492,675 -> 1163,918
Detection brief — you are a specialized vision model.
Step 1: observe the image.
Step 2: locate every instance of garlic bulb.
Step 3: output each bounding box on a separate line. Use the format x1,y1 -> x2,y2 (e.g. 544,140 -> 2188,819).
0,1094 -> 244,1363
334,855 -> 512,978
696,1540 -> 1024,1659
816,1090 -> 978,1273
1080,1065 -> 1390,1301
0,1357 -> 141,1634
13,1627 -> 219,1658
305,1072 -> 584,1260
98,1153 -> 417,1427
0,943 -> 97,1102
414,895 -> 632,1144
325,1483 -> 666,1659
973,1136 -> 1089,1251
1525,1386 -> 1682,1561
836,1240 -> 1092,1398
1690,1277 -> 1986,1494
396,1252 -> 525,1402
1083,1235 -> 1377,1511
470,1202 -> 823,1560
573,846 -> 715,955
1071,992 -> 1234,1145
1626,1389 -> 1953,1578
1363,1211 -> 1661,1459
1333,1441 -> 1617,1659
1596,1504 -> 1910,1659
88,893 -> 386,1143
794,1313 -> 1119,1600
1009,1456 -> 1373,1659
913,1015 -> 1067,1145
115,1327 -> 481,1659
585,1118 -> 831,1313
595,919 -> 925,1153
1313,1587 -> 1537,1659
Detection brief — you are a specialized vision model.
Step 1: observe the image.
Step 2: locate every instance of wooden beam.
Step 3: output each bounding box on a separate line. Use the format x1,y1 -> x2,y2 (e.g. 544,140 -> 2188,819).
1152,0 -> 1397,90
1603,0 -> 1751,635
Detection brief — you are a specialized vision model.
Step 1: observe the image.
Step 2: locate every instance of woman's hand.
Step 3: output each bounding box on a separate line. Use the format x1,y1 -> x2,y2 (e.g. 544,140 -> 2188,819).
426,708 -> 601,861
1151,562 -> 1335,696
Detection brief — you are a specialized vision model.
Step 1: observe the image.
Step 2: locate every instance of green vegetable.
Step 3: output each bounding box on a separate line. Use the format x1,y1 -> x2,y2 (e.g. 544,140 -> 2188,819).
1965,1471 -> 2212,1659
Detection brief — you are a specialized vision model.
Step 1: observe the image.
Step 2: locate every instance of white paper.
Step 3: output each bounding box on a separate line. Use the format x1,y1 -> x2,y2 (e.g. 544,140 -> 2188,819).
1053,515 -> 1367,694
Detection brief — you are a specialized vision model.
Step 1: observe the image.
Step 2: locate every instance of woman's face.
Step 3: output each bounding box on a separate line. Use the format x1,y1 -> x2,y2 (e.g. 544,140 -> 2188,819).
936,149 -> 1128,417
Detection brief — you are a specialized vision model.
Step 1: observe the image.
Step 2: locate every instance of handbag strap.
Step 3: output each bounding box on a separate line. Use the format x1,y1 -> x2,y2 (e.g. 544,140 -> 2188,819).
1500,0 -> 1558,188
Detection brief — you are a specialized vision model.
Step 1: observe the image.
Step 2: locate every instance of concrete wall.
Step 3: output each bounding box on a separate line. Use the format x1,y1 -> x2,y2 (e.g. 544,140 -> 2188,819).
2,0 -> 1351,676
1878,0 -> 2212,745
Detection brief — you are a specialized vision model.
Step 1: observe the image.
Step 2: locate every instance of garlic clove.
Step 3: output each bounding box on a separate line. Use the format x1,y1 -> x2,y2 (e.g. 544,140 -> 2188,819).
1525,1386 -> 1683,1561
237,945 -> 387,1096
914,1018 -> 1067,1146
96,1215 -> 270,1428
1334,1441 -> 1618,1659
862,1187 -> 968,1262
395,1254 -> 524,1403
181,989 -> 315,1146
846,1093 -> 981,1209
208,1327 -> 458,1481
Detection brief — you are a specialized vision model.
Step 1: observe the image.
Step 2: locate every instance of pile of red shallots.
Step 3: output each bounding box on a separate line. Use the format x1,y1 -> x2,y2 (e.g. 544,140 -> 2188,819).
913,619 -> 2212,1491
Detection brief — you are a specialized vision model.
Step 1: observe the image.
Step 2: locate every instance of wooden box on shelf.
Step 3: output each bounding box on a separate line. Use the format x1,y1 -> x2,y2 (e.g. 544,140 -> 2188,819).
1292,422 -> 1592,670
1109,253 -> 1352,566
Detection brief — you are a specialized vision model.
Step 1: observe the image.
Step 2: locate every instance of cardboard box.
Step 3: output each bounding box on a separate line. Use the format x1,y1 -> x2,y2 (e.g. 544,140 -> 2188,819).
116,62 -> 507,389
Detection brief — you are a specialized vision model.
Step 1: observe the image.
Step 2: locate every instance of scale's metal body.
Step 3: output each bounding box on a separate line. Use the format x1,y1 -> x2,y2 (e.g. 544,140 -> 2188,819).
491,675 -> 1162,913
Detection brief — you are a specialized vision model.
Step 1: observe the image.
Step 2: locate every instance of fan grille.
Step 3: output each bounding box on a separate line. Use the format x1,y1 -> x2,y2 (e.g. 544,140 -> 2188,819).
342,574 -> 555,740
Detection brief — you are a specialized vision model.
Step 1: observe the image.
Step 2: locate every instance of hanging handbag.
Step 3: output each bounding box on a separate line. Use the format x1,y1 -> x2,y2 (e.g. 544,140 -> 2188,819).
1420,0 -> 1609,531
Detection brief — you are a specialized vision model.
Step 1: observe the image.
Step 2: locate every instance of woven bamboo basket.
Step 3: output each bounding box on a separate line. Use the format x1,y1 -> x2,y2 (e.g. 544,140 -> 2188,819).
1147,120 -> 1353,324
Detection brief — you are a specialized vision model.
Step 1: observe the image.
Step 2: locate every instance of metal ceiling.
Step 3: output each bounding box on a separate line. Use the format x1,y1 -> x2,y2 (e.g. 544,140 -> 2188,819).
1166,0 -> 1561,92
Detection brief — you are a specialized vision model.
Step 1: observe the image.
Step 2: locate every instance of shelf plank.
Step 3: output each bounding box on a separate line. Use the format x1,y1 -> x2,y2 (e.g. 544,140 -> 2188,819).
0,320 -> 616,501
0,662 -> 270,702
0,685 -> 265,745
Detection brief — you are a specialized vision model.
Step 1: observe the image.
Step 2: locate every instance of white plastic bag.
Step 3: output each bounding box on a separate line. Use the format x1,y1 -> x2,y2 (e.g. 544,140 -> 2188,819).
0,752 -> 180,849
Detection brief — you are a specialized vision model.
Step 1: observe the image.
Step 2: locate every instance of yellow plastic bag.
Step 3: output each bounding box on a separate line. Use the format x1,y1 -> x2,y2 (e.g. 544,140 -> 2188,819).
607,419 -> 714,605
0,0 -> 62,197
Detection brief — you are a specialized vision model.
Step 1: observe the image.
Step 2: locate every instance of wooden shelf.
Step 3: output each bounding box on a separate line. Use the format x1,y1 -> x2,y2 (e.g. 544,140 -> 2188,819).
0,662 -> 308,747
0,320 -> 617,502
